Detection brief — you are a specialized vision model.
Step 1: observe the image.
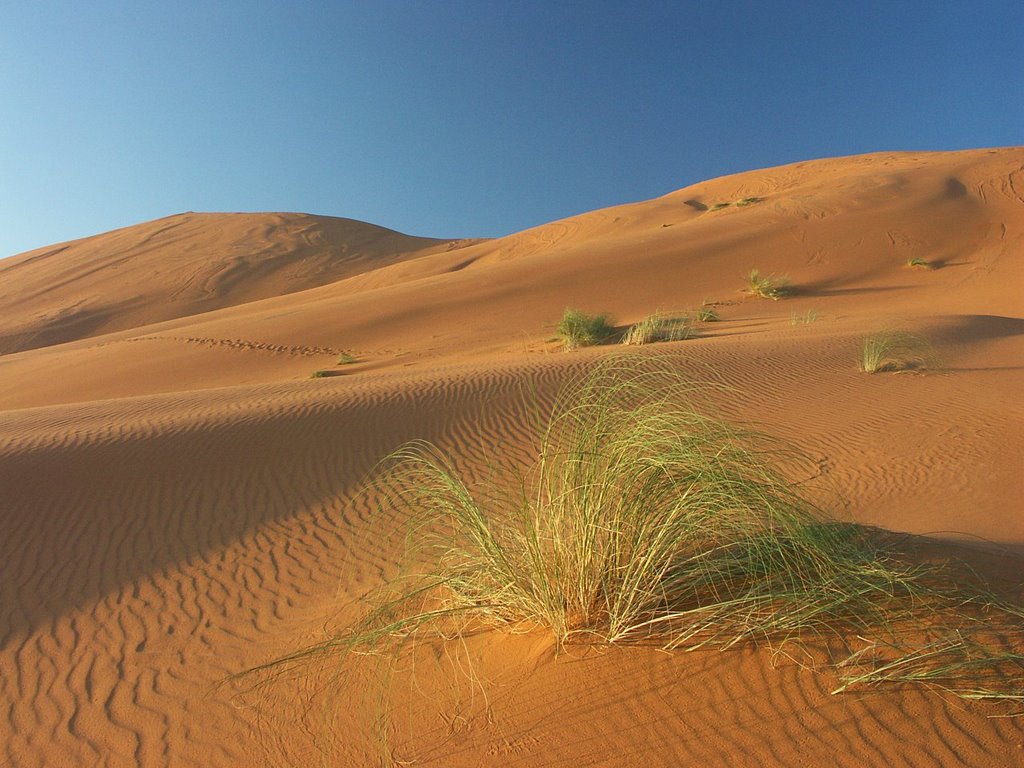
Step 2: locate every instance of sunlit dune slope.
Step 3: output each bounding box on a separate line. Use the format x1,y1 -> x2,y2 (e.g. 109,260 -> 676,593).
0,147 -> 1020,409
0,211 -> 479,354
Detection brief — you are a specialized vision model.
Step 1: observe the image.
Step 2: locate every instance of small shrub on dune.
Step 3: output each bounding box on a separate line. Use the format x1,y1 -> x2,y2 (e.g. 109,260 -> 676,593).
246,360 -> 1024,724
790,310 -> 819,326
557,308 -> 615,350
337,352 -> 357,365
697,305 -> 719,322
310,369 -> 333,378
622,313 -> 693,345
746,269 -> 789,300
906,257 -> 934,270
860,330 -> 933,373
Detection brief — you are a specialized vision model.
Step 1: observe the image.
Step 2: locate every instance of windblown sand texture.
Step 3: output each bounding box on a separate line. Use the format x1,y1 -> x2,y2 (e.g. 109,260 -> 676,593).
1,148 -> 1022,766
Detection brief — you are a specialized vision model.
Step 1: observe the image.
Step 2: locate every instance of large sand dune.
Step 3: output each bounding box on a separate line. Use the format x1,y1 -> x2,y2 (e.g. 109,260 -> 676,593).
1,147 -> 1022,766
0,211 -> 477,355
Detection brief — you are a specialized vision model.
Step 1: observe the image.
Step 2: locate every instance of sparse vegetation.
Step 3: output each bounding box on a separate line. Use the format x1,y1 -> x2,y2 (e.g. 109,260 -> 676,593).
622,313 -> 693,345
697,304 -> 719,322
246,361 -> 1024,726
746,269 -> 790,300
337,352 -> 357,364
860,330 -> 933,373
790,309 -> 819,326
907,257 -> 934,269
557,308 -> 616,350
310,370 -> 334,378
711,197 -> 763,210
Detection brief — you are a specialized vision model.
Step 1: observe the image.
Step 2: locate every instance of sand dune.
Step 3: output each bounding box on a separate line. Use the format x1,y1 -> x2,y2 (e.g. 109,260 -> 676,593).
1,148 -> 1022,766
0,211 -> 478,354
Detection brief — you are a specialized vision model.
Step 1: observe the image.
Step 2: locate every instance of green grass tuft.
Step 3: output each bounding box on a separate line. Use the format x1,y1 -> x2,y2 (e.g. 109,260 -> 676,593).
337,352 -> 358,365
746,269 -> 790,300
622,313 -> 693,345
860,330 -> 933,373
557,308 -> 616,350
250,361 -> 1021,681
243,361 -> 1023,751
906,257 -> 934,269
300,362 -> 924,651
697,305 -> 719,323
789,310 -> 819,326
310,370 -> 334,378
735,196 -> 763,207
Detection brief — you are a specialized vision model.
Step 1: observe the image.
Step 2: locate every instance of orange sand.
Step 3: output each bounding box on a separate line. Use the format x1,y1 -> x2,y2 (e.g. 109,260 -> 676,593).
1,148 -> 1022,766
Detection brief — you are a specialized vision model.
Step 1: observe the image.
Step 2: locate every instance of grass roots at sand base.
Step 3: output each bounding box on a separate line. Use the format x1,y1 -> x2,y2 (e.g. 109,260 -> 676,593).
746,268 -> 789,300
622,313 -> 693,345
861,330 -> 934,373
246,359 -> 1024,721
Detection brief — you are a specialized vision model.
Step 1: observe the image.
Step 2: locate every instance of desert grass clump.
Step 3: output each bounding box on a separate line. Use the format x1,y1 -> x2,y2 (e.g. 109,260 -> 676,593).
790,309 -> 819,326
622,313 -> 693,345
310,369 -> 334,378
337,352 -> 357,365
281,362 -> 928,653
746,268 -> 789,300
906,257 -> 934,269
697,305 -> 719,322
245,360 -> 1024,733
735,196 -> 763,207
557,308 -> 615,350
860,330 -> 932,373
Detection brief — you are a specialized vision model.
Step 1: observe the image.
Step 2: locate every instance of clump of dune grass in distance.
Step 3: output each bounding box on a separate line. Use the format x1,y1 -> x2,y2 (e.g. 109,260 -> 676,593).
906,257 -> 934,269
622,313 -> 693,345
337,351 -> 357,365
310,369 -> 334,378
790,309 -> 819,326
746,268 -> 789,300
861,330 -> 933,373
557,308 -> 615,350
711,197 -> 762,211
697,304 -> 719,323
243,359 -> 1023,726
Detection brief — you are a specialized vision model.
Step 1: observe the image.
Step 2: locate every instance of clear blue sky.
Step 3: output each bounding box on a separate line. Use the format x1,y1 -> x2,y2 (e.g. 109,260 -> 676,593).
1,1 -> 1021,258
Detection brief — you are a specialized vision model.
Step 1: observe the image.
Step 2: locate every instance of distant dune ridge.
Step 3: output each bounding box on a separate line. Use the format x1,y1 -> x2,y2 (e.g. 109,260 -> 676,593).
1,148 -> 1022,767
0,211 -> 478,354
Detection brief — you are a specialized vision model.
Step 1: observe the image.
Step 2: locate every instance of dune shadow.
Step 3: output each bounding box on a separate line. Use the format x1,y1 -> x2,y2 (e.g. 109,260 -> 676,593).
925,314 -> 1024,346
895,532 -> 1024,598
786,282 -> 910,299
945,177 -> 968,199
2,308 -> 114,355
944,365 -> 1024,373
0,380 -> 545,640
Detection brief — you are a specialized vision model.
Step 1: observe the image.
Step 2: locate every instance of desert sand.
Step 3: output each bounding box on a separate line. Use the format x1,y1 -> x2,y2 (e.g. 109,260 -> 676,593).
1,147 -> 1022,766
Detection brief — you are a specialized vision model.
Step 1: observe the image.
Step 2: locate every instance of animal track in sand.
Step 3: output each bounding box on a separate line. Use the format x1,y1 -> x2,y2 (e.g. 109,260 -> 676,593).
133,335 -> 341,357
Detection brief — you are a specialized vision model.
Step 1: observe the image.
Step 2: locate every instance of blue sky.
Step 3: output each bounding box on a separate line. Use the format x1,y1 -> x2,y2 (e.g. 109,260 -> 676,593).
1,1 -> 1021,258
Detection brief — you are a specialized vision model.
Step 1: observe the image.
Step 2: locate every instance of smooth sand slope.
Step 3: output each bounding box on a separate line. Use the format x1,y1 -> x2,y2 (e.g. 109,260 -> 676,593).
0,147 -> 1022,767
0,211 -> 476,354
